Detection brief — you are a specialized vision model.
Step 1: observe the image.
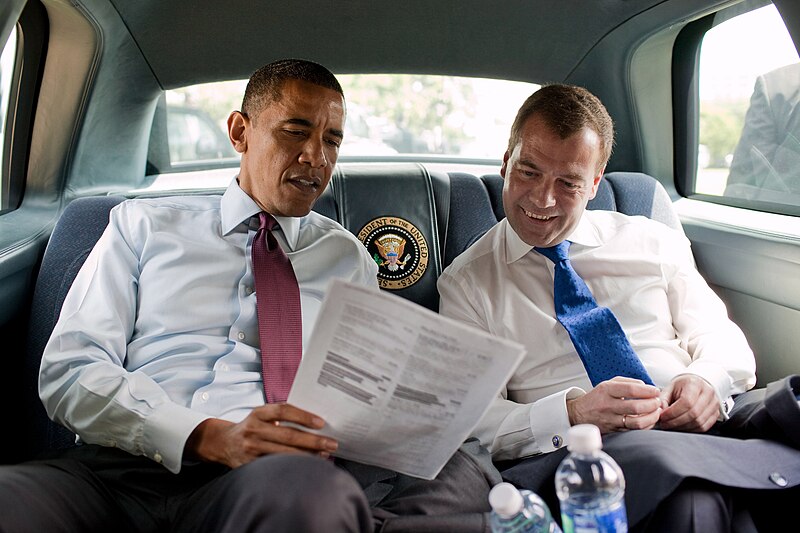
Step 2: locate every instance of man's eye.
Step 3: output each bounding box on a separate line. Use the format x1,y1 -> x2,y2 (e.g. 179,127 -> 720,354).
562,180 -> 580,190
326,138 -> 341,148
284,129 -> 306,137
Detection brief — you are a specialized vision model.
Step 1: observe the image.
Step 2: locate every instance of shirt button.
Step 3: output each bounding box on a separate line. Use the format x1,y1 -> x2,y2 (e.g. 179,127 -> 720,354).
201,392 -> 209,401
552,435 -> 563,448
237,331 -> 246,341
245,286 -> 254,295
220,364 -> 229,372
769,472 -> 788,487
153,452 -> 163,464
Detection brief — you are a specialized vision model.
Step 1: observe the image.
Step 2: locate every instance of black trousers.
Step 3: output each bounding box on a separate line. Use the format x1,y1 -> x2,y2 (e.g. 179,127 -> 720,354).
500,375 -> 800,532
0,442 -> 494,533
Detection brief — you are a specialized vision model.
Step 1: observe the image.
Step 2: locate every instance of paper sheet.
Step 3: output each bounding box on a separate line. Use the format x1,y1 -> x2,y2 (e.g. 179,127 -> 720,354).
287,280 -> 525,479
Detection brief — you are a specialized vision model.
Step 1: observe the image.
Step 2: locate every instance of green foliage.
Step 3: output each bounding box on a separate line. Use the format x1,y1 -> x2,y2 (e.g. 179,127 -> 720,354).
172,80 -> 247,130
341,75 -> 477,153
699,100 -> 749,167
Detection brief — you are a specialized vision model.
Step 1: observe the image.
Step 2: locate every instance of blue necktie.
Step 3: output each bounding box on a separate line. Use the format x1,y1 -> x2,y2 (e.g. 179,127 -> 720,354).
535,241 -> 654,387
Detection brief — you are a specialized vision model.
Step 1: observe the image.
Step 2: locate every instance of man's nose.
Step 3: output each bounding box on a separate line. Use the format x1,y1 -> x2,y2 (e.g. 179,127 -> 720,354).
529,181 -> 556,208
299,137 -> 328,168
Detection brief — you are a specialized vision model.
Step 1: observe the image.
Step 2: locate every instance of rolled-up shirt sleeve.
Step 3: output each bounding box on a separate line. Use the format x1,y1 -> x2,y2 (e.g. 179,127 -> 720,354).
39,203 -> 210,474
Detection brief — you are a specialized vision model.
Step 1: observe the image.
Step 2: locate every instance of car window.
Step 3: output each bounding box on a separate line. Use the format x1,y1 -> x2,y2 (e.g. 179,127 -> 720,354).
696,2 -> 800,212
146,74 -> 539,189
0,27 -> 17,209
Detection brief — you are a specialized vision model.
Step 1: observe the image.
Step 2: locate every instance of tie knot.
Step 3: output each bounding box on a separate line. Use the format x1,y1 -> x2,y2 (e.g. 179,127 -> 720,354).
258,212 -> 279,232
535,240 -> 571,263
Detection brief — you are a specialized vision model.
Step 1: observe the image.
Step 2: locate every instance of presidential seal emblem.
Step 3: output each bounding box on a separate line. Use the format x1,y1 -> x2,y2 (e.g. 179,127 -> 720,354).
357,216 -> 429,290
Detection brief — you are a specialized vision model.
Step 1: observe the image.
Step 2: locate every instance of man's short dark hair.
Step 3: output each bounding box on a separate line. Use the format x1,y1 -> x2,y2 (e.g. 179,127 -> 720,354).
241,59 -> 344,119
508,84 -> 614,170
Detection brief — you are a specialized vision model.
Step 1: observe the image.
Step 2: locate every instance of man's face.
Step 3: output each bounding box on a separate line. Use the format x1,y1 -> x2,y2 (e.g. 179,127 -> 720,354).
501,113 -> 604,248
228,79 -> 345,217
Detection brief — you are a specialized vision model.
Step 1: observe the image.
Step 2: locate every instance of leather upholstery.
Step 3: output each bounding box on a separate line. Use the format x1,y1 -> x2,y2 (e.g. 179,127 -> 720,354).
480,171 -> 682,232
18,166 -> 681,460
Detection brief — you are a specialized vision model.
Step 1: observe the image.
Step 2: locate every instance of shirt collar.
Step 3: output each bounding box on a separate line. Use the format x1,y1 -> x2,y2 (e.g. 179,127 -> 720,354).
504,211 -> 604,264
220,177 -> 301,251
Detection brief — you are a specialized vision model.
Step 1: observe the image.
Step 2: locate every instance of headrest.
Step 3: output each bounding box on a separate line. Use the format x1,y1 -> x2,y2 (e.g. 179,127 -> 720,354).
330,164 -> 449,311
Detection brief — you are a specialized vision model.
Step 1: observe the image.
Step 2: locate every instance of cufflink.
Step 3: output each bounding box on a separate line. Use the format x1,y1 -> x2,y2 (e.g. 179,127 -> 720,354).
552,435 -> 563,448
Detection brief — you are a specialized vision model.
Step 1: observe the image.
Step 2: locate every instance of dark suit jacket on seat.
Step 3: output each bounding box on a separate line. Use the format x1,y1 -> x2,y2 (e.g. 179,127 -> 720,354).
500,375 -> 800,527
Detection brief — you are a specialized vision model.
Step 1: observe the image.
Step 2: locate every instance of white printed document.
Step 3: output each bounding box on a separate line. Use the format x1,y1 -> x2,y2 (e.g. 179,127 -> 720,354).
287,279 -> 526,479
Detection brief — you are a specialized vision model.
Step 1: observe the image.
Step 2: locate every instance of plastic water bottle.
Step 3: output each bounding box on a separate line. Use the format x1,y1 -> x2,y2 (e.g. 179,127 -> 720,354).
554,424 -> 628,533
489,482 -> 562,533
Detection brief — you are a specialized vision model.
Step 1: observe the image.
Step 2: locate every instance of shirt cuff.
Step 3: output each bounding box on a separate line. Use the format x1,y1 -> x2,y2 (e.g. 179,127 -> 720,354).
529,387 -> 585,453
143,402 -> 212,473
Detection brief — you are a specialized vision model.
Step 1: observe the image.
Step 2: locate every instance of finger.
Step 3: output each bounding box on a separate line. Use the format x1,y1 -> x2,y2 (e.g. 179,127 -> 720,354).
244,439 -> 335,458
243,423 -> 339,454
252,403 -> 326,429
265,424 -> 339,452
610,376 -> 647,383
659,395 -> 717,431
659,384 -> 675,405
658,409 -> 693,429
603,380 -> 662,399
660,383 -> 713,421
658,405 -> 686,424
658,393 -> 695,422
616,396 -> 663,416
623,408 -> 662,430
683,398 -> 720,432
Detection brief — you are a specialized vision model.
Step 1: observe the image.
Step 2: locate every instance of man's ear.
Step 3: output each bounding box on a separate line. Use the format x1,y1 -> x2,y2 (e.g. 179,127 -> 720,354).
500,151 -> 511,179
227,111 -> 248,154
588,165 -> 605,200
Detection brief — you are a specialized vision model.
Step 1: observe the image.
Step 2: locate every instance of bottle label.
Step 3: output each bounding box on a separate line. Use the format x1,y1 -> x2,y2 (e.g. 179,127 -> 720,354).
560,500 -> 628,533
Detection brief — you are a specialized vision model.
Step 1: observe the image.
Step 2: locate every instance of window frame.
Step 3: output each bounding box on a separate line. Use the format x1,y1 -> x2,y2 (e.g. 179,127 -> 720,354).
0,0 -> 47,215
673,1 -> 800,218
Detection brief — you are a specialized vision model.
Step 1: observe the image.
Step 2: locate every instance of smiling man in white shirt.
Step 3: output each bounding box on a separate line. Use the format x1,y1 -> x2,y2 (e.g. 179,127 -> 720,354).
438,84 -> 800,532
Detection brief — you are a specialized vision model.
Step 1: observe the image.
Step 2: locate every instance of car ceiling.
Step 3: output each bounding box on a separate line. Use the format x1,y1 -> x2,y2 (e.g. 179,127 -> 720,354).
108,0 -> 719,89
0,0 -> 782,203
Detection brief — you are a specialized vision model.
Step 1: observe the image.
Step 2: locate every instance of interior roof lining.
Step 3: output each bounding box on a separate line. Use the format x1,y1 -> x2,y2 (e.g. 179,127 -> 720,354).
105,0 -> 683,89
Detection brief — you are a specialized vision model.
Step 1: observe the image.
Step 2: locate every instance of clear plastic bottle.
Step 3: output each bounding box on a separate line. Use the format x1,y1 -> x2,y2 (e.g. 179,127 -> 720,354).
489,482 -> 563,533
554,424 -> 628,533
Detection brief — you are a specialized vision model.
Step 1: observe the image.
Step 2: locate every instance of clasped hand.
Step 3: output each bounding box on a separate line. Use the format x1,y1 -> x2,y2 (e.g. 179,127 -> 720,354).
657,374 -> 719,432
566,377 -> 662,433
185,403 -> 338,468
566,375 -> 719,434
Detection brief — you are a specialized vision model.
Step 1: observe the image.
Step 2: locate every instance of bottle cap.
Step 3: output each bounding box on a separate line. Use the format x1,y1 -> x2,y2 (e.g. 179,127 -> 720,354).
488,482 -> 524,518
567,424 -> 602,454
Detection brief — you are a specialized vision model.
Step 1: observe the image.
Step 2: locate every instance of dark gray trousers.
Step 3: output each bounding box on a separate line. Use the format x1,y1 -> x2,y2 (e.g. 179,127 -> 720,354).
0,441 -> 495,533
500,375 -> 800,532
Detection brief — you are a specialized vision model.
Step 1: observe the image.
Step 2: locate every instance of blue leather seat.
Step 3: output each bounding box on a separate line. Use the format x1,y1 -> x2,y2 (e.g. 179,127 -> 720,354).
17,166 -> 498,459
479,171 -> 682,231
16,167 -> 680,461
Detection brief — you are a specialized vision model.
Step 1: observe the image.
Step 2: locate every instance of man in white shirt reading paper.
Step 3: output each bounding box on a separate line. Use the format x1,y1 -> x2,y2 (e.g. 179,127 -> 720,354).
438,84 -> 800,532
0,59 -> 494,533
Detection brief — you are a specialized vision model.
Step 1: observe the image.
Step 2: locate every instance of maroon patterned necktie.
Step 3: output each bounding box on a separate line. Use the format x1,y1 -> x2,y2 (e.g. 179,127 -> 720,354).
252,212 -> 302,403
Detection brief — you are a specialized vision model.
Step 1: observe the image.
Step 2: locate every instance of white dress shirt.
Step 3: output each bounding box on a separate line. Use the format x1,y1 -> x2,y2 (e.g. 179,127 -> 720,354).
438,211 -> 756,461
39,179 -> 378,473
